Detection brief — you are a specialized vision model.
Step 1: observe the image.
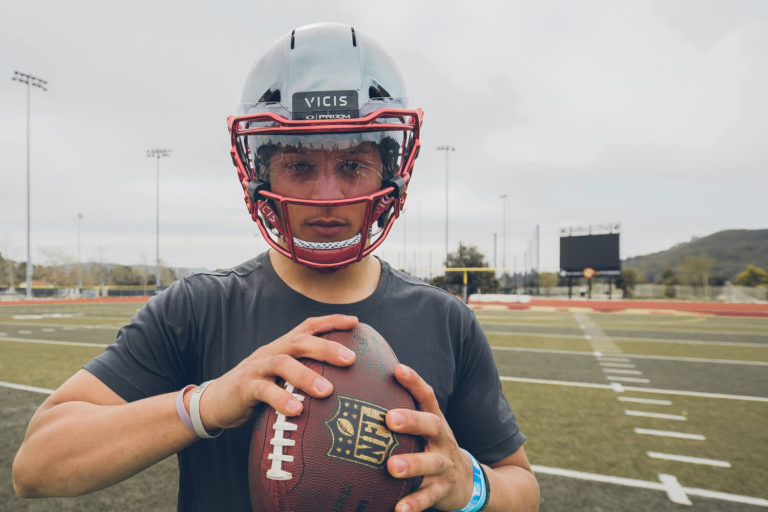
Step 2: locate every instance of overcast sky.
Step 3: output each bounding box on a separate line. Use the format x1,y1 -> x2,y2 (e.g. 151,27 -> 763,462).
1,0 -> 766,275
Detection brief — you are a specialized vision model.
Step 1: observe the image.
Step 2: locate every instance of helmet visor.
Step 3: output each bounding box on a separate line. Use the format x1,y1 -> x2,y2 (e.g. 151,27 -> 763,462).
247,131 -> 404,200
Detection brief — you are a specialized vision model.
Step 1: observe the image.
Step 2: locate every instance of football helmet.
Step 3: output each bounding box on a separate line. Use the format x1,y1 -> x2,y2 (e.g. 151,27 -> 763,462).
228,23 -> 422,271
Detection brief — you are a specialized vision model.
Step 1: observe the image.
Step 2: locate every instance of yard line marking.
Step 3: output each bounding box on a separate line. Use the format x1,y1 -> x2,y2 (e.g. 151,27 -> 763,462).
609,335 -> 765,348
41,327 -> 56,332
19,329 -> 32,334
647,452 -> 731,468
606,376 -> 651,383
491,346 -> 768,367
602,368 -> 644,375
598,356 -> 632,363
531,464 -> 768,507
618,397 -> 672,405
585,334 -> 592,340
63,326 -> 76,330
658,473 -> 692,505
625,410 -> 687,421
485,327 -> 766,348
0,336 -> 109,348
600,362 -> 636,368
593,350 -> 602,357
611,382 -> 625,393
635,428 -> 705,440
499,376 -> 768,402
0,381 -> 54,394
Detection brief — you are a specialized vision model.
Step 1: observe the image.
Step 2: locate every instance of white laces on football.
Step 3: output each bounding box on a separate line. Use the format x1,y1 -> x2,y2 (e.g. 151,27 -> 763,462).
266,382 -> 305,481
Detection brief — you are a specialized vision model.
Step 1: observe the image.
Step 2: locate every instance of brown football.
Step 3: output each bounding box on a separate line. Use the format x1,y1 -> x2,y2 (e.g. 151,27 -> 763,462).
249,322 -> 422,512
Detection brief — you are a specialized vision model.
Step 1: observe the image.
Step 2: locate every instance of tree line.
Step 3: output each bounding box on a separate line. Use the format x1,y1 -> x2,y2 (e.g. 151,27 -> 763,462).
0,252 -> 177,289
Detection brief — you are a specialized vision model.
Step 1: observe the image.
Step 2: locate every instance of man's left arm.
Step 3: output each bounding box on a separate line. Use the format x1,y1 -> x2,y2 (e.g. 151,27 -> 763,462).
386,364 -> 539,512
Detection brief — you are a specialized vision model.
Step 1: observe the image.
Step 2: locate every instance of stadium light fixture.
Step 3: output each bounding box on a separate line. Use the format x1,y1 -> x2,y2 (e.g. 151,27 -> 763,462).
11,71 -> 48,298
146,148 -> 171,291
436,145 -> 455,265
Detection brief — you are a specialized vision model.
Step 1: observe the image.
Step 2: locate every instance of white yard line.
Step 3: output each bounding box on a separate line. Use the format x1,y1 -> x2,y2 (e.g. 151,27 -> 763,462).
634,428 -> 705,440
618,397 -> 672,405
625,410 -> 687,421
647,452 -> 731,468
611,382 -> 625,392
602,368 -> 644,375
0,381 -> 54,394
599,362 -> 637,368
0,336 -> 108,348
484,326 -> 765,347
658,473 -> 692,505
499,376 -> 768,402
598,356 -> 632,363
606,376 -> 651,383
491,345 -> 768,367
531,465 -> 768,507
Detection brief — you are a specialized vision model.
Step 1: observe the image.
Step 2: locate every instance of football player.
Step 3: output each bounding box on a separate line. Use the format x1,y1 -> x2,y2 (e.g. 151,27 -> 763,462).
13,23 -> 539,512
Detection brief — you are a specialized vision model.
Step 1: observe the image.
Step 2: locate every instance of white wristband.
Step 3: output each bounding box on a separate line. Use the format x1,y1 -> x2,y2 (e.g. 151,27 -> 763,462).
189,380 -> 222,439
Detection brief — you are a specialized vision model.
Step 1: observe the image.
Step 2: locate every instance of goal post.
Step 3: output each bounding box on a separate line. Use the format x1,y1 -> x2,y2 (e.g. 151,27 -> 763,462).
444,267 -> 496,302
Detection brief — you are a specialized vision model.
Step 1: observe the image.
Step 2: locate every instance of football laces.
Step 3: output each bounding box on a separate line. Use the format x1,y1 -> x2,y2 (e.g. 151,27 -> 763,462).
266,382 -> 305,481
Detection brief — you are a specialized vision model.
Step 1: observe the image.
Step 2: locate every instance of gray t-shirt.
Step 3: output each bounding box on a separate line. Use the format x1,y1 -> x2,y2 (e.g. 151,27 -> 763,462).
85,251 -> 525,511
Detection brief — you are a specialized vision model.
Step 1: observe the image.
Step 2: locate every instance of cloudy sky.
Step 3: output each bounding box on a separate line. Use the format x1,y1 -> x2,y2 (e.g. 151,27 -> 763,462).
1,0 -> 766,275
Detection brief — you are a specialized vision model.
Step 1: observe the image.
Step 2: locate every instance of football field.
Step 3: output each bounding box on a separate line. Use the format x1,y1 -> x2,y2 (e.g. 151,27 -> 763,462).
1,299 -> 767,511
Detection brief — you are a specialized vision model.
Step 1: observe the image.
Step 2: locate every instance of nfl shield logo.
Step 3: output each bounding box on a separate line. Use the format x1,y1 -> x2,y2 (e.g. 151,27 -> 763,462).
324,395 -> 399,469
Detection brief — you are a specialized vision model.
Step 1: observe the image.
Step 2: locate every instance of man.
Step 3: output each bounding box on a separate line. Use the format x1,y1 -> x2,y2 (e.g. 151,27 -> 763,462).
13,23 -> 539,512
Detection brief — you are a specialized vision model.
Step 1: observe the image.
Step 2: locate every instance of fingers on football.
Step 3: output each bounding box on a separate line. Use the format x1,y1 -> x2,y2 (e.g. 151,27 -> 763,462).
249,355 -> 330,413
274,328 -> 357,367
395,482 -> 444,512
387,409 -> 443,439
393,365 -> 442,416
294,314 -> 358,337
388,451 -> 450,480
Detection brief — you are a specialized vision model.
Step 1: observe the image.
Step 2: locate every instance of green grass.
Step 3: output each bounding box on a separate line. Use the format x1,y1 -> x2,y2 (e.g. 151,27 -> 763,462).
613,339 -> 768,362
0,340 -> 105,389
487,333 -> 592,352
504,380 -> 768,499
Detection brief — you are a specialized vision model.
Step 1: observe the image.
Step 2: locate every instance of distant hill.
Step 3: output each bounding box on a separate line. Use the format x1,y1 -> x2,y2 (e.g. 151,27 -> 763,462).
623,229 -> 768,283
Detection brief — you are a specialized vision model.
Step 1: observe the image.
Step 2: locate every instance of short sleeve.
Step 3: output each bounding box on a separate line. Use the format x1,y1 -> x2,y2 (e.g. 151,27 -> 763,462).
446,314 -> 526,464
84,279 -> 197,402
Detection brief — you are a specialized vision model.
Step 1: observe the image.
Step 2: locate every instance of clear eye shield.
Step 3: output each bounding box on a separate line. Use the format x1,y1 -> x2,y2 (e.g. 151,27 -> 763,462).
248,132 -> 402,200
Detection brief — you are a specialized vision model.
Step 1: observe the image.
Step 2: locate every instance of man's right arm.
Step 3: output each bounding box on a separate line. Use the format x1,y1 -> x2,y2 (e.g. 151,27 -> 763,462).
12,314 -> 358,498
13,369 -> 197,497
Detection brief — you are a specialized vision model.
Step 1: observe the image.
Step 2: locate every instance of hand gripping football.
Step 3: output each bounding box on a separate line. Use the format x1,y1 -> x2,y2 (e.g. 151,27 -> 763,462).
249,322 -> 422,512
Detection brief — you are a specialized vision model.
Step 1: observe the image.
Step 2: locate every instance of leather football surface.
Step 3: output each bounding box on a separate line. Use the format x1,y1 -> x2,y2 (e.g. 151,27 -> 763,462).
249,322 -> 421,512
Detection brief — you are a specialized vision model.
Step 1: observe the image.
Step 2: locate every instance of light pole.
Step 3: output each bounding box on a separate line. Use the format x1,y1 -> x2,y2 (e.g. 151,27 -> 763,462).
11,71 -> 48,298
499,194 -> 508,285
436,145 -> 455,265
146,148 -> 171,291
77,213 -> 83,294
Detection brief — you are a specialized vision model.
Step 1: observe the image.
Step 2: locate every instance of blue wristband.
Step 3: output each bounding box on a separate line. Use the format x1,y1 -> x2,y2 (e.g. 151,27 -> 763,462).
452,449 -> 488,512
